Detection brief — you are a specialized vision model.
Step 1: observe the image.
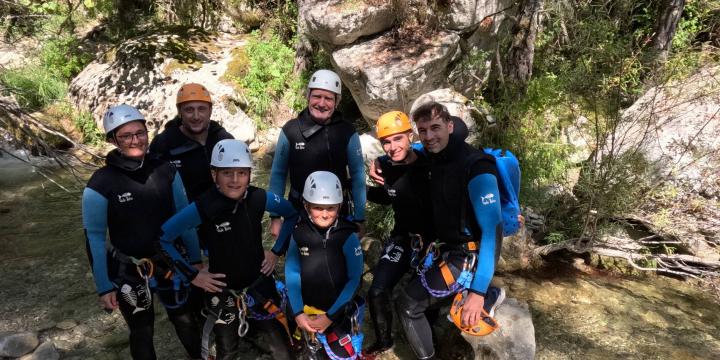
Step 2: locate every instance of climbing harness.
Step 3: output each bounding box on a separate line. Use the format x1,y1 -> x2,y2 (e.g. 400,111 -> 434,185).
417,241 -> 478,298
301,298 -> 365,360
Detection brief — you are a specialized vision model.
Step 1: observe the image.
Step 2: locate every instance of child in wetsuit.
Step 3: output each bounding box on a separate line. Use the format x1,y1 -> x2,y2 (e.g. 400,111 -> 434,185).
158,139 -> 298,360
285,171 -> 365,359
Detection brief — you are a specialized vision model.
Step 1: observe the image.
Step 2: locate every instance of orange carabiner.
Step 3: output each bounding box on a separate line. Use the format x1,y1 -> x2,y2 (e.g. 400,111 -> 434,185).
135,258 -> 154,279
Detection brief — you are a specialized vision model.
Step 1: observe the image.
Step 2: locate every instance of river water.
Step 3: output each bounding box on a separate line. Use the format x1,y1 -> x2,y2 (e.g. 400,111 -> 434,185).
0,153 -> 718,359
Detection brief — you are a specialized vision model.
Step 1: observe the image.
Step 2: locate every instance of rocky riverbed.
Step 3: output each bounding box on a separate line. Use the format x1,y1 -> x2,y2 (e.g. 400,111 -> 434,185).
1,154 -> 719,359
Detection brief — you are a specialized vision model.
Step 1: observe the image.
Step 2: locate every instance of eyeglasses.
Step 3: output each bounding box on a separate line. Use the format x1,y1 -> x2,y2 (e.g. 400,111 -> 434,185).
116,130 -> 148,144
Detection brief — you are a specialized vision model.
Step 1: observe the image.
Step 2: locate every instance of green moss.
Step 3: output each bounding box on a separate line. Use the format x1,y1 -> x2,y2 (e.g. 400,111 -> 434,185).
221,47 -> 250,84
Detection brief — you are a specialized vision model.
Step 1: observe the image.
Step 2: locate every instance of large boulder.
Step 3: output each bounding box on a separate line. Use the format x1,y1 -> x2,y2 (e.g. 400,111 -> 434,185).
410,88 -> 481,139
439,0 -> 514,32
303,0 -> 395,46
68,31 -> 256,143
617,65 -> 720,197
0,331 -> 39,357
333,30 -> 461,122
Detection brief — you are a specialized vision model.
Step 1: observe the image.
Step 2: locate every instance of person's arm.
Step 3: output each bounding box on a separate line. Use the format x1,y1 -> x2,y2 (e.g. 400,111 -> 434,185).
171,172 -> 201,264
285,237 -> 304,316
347,133 -> 366,221
268,131 -> 291,216
467,173 -> 502,295
159,203 -> 204,282
265,191 -> 299,255
326,233 -> 363,320
82,188 -> 113,296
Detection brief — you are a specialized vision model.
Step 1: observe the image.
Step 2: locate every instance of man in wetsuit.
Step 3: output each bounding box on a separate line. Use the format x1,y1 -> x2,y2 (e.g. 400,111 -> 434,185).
395,102 -> 505,359
268,69 -> 366,239
362,111 -> 435,357
149,83 -> 233,203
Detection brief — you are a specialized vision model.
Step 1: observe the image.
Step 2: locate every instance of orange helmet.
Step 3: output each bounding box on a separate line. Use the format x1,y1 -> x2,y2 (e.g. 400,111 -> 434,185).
449,291 -> 500,336
376,111 -> 412,139
176,83 -> 212,105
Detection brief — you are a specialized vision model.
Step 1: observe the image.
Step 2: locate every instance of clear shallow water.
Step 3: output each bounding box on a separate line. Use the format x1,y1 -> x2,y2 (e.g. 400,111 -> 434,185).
1,154 -> 718,359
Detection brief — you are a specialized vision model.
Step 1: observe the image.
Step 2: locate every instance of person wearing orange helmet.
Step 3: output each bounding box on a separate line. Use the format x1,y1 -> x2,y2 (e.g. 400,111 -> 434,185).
361,111 -> 436,358
149,83 -> 234,203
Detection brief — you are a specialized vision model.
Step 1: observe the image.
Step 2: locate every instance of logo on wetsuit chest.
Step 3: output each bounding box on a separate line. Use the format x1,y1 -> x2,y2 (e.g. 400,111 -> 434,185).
117,192 -> 134,203
170,159 -> 182,168
299,246 -> 310,256
481,193 -> 496,205
386,188 -> 397,197
295,142 -> 305,150
215,222 -> 231,232
380,244 -> 403,262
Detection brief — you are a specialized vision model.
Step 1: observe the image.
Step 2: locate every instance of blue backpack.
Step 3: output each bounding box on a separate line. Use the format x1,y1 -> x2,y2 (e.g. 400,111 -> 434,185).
482,148 -> 522,236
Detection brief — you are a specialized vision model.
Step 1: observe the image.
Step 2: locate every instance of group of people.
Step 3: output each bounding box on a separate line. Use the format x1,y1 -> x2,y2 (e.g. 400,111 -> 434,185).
82,69 -> 506,360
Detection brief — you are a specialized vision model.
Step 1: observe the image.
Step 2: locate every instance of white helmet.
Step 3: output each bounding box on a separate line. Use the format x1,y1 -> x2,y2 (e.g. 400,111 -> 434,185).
210,139 -> 253,168
102,104 -> 145,134
307,69 -> 342,96
303,171 -> 343,205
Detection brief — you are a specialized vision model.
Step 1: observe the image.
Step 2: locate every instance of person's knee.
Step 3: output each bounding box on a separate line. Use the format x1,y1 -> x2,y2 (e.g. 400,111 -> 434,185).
395,289 -> 426,319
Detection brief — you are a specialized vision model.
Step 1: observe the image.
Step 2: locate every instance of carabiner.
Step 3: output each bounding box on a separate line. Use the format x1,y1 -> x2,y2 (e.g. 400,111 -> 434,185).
463,253 -> 477,272
134,258 -> 154,279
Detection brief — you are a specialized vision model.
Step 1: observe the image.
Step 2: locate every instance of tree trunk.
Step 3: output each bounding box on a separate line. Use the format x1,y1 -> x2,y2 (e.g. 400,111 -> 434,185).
504,0 -> 542,91
293,0 -> 314,77
650,0 -> 686,63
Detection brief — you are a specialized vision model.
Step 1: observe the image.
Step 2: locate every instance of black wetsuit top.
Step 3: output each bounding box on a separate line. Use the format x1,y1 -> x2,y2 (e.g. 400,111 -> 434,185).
149,117 -> 233,201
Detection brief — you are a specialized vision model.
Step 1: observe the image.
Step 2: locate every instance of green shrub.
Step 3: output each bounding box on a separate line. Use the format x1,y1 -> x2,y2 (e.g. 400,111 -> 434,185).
0,65 -> 67,110
236,31 -> 298,125
73,109 -> 104,145
40,36 -> 94,80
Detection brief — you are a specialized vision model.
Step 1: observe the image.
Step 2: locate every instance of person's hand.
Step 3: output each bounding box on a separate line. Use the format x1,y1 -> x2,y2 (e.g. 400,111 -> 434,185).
369,158 -> 384,185
191,269 -> 226,293
309,314 -> 333,333
261,250 -> 278,275
192,263 -> 206,271
295,313 -> 317,333
269,218 -> 283,239
355,221 -> 366,239
461,292 -> 485,327
99,292 -> 118,312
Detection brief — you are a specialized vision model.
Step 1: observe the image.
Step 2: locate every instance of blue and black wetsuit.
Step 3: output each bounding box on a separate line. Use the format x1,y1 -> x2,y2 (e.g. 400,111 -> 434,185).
365,149 -> 434,349
158,186 -> 298,360
395,136 -> 503,359
82,150 -> 201,360
285,215 -> 364,358
269,109 -> 366,223
149,117 -> 233,202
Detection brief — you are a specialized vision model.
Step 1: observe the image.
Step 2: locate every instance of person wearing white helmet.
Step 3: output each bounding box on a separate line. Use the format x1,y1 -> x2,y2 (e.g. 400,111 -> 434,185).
284,171 -> 365,359
82,104 -> 202,359
268,69 -> 366,241
158,139 -> 299,360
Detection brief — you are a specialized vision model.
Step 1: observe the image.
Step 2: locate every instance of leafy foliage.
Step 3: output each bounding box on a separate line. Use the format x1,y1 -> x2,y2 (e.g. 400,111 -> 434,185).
0,65 -> 67,110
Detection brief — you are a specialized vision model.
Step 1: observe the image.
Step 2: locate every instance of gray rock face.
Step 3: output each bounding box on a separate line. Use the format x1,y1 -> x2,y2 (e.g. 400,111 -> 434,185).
617,66 -> 720,197
0,331 -> 39,357
303,0 -> 395,45
333,31 -> 461,122
68,32 -> 256,143
410,88 -> 479,139
462,297 -> 536,360
19,341 -> 59,360
439,0 -> 514,32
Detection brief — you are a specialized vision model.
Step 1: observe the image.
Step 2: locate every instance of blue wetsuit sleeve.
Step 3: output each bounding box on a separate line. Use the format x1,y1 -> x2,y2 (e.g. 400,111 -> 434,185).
265,191 -> 299,255
82,188 -> 113,295
467,174 -> 502,295
285,237 -> 304,316
347,133 -> 366,221
159,203 -> 203,282
268,131 -> 291,216
326,233 -> 363,318
171,173 -> 201,264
